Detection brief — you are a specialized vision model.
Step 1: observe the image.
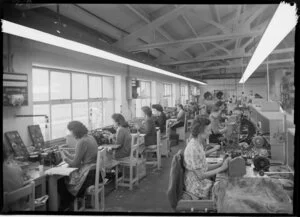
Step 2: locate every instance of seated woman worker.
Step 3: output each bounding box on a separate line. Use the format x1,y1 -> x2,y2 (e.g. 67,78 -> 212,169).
170,104 -> 186,130
184,116 -> 231,199
2,149 -> 26,212
111,113 -> 132,159
58,121 -> 98,210
136,106 -> 157,153
151,104 -> 167,134
209,102 -> 228,144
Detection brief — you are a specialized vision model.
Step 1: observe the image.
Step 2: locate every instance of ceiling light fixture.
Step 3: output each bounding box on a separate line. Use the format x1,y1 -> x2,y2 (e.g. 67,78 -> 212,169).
1,20 -> 206,85
239,2 -> 297,83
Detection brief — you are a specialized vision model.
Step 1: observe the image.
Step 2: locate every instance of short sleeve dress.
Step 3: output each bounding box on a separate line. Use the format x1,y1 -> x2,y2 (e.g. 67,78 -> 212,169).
184,138 -> 213,199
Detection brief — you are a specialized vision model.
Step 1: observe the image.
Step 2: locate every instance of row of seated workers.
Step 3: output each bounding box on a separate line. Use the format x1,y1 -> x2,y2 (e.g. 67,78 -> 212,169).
2,99 -> 231,211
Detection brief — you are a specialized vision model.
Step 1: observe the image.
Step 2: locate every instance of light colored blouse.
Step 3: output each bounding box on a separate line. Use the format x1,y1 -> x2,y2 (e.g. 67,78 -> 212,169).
184,138 -> 213,199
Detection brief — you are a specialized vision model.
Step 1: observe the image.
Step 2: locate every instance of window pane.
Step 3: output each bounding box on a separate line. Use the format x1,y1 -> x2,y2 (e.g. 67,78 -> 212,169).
89,76 -> 102,98
103,76 -> 114,98
72,102 -> 88,127
33,104 -> 50,140
89,101 -> 103,129
32,68 -> 49,101
50,71 -> 70,100
51,104 -> 72,139
72,73 -> 88,99
103,101 -> 114,126
135,98 -> 151,117
138,81 -> 151,97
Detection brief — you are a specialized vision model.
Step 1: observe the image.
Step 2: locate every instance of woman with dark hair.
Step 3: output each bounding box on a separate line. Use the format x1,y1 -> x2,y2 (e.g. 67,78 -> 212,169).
136,106 -> 157,148
209,104 -> 228,144
58,121 -> 98,210
184,116 -> 230,199
152,104 -> 167,133
2,147 -> 26,211
111,113 -> 132,159
170,104 -> 186,130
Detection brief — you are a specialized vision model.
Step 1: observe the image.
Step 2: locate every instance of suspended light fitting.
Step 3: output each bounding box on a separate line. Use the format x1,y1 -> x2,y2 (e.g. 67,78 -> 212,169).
239,2 -> 297,83
1,20 -> 206,85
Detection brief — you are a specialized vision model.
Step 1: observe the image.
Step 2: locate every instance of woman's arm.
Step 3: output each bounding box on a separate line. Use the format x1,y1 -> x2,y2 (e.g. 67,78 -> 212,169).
65,141 -> 87,167
205,144 -> 220,157
207,161 -> 223,171
198,158 -> 230,179
139,120 -> 152,135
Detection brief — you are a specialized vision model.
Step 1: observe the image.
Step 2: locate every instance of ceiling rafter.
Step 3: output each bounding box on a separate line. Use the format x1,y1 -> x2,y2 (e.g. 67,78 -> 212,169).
164,47 -> 294,66
130,30 -> 263,51
207,42 -> 231,55
159,5 -> 265,61
244,5 -> 269,26
209,5 -> 220,23
113,5 -> 186,49
183,58 -> 294,74
180,14 -> 207,52
234,5 -> 243,49
124,4 -> 194,60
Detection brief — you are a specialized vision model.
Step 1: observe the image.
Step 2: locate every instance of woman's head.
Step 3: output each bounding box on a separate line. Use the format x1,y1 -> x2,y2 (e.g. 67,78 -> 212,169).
67,121 -> 88,139
177,104 -> 184,111
141,106 -> 152,118
152,104 -> 163,115
111,113 -> 129,128
215,101 -> 225,111
191,115 -> 211,139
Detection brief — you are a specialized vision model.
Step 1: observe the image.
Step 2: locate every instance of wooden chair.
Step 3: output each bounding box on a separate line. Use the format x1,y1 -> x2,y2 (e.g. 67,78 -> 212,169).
3,181 -> 35,212
176,114 -> 187,141
144,128 -> 162,170
116,134 -> 140,190
74,147 -> 107,211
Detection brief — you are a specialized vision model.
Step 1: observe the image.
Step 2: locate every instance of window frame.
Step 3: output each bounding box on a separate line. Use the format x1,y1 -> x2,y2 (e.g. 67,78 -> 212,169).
32,66 -> 115,141
135,80 -> 152,117
163,83 -> 173,107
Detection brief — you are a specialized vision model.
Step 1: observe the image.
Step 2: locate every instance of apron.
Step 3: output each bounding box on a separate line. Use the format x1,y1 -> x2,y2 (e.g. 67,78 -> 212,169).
66,163 -> 95,197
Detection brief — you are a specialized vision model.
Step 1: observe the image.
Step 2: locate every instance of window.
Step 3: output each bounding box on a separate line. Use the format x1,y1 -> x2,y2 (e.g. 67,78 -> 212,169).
32,67 -> 115,140
163,83 -> 173,107
136,81 -> 151,117
180,85 -> 188,105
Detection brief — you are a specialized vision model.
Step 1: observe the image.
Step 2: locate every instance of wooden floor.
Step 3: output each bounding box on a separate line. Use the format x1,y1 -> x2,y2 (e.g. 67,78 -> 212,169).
105,141 -> 185,212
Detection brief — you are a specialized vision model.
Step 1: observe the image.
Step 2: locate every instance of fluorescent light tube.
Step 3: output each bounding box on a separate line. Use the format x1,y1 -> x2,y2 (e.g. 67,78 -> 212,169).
2,19 -> 206,85
239,3 -> 297,83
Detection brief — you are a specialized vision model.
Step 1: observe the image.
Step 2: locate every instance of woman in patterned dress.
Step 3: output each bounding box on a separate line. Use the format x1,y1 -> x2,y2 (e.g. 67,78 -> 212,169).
184,116 -> 231,199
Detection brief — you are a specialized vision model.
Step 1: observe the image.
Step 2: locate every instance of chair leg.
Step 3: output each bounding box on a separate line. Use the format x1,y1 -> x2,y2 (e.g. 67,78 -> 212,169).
101,187 -> 105,211
129,165 -> 133,191
136,163 -> 139,185
94,192 -> 100,211
157,151 -> 161,170
115,165 -> 118,190
74,198 -> 78,211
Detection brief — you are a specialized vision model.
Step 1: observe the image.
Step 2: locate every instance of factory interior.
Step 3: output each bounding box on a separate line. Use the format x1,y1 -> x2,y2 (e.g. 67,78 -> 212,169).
1,3 -> 297,214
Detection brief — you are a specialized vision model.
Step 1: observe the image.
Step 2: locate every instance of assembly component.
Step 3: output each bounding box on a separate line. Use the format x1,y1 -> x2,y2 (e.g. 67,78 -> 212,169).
228,156 -> 246,177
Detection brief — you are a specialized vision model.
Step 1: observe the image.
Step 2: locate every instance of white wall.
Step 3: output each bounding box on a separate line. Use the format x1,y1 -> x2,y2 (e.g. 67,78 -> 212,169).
2,35 -> 189,146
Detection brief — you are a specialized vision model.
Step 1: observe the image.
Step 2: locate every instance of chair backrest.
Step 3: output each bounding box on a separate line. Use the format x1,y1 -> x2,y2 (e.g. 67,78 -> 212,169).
95,147 -> 106,190
130,134 -> 140,160
3,181 -> 35,211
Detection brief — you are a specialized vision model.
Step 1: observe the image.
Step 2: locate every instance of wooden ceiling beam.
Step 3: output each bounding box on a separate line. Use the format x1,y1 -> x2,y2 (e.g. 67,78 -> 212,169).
183,58 -> 293,74
124,4 -> 193,60
130,30 -> 263,51
113,5 -> 186,49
